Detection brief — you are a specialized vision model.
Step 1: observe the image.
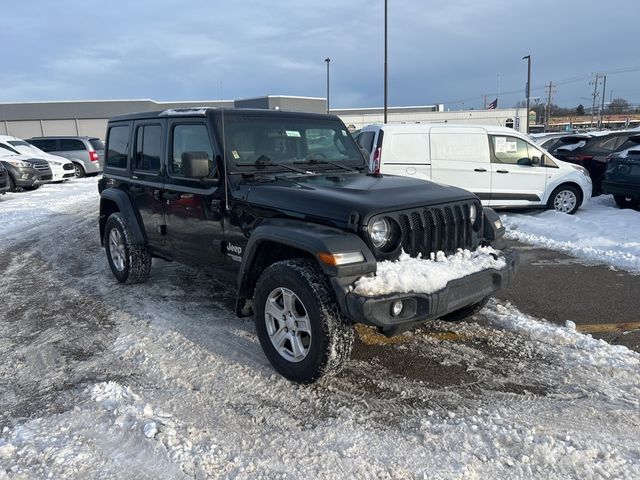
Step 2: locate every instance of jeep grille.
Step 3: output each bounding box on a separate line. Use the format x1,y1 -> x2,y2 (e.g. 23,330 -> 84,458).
373,201 -> 481,260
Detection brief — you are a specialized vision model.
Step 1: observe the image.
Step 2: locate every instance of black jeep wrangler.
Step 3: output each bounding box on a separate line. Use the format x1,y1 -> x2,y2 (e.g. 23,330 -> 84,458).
98,108 -> 517,383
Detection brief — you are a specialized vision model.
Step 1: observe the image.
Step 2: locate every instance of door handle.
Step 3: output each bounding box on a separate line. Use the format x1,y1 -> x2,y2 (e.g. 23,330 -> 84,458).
497,169 -> 509,174
163,191 -> 181,201
130,185 -> 144,193
474,168 -> 487,172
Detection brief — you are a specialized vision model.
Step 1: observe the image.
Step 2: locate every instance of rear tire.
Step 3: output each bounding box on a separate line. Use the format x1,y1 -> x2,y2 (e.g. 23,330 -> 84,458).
104,212 -> 152,284
547,185 -> 581,214
440,296 -> 490,322
614,195 -> 639,209
253,258 -> 354,383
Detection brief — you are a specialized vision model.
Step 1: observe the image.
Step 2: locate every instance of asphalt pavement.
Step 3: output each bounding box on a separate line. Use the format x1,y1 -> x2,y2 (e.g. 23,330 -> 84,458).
495,240 -> 640,352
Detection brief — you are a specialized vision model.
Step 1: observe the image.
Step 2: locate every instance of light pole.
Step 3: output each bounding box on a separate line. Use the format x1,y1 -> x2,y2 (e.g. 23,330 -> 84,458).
522,55 -> 531,134
324,58 -> 330,114
383,0 -> 388,123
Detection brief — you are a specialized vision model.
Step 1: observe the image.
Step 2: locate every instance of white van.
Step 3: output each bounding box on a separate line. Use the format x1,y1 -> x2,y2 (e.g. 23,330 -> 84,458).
354,124 -> 592,214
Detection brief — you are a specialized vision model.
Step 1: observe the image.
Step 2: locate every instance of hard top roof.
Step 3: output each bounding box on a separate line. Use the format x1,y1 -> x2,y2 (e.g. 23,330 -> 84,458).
109,107 -> 340,123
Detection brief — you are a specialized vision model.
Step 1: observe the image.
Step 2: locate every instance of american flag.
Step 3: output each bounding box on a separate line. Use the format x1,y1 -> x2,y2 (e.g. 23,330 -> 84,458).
487,98 -> 498,110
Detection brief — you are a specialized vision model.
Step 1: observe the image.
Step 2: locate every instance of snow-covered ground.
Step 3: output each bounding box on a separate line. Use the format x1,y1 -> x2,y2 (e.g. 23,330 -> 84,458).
1,181 -> 639,478
502,195 -> 640,273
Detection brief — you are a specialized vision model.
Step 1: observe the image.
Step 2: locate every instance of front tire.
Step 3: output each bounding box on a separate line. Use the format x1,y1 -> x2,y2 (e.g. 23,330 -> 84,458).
8,175 -> 17,192
614,195 -> 639,209
254,259 -> 354,383
547,185 -> 581,214
440,296 -> 490,322
73,163 -> 86,178
104,213 -> 151,284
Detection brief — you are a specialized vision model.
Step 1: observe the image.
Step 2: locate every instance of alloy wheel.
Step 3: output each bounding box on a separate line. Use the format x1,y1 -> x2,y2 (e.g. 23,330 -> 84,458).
108,228 -> 126,271
264,287 -> 312,363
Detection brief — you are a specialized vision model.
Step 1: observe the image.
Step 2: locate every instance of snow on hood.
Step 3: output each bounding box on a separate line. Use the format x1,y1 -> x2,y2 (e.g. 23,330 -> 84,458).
353,246 -> 506,296
556,140 -> 586,152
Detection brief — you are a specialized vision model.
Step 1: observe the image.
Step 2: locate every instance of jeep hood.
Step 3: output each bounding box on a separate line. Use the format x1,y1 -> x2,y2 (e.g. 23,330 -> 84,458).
243,173 -> 476,228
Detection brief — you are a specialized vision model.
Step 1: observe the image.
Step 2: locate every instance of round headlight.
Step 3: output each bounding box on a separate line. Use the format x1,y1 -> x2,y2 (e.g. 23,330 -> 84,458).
469,204 -> 477,225
368,218 -> 391,248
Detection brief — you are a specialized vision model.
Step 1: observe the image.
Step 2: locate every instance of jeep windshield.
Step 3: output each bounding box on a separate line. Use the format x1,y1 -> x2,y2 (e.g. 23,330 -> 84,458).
220,114 -> 365,172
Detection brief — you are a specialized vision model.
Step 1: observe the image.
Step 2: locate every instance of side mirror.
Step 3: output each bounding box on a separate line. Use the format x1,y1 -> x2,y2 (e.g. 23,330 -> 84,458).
182,151 -> 210,178
517,157 -> 533,166
531,156 -> 541,166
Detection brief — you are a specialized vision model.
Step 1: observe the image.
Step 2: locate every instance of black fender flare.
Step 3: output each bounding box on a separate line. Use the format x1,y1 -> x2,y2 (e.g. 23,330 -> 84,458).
99,188 -> 146,246
236,218 -> 377,315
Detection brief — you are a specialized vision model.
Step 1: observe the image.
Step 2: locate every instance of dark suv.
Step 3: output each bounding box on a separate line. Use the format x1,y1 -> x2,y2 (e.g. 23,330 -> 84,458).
0,155 -> 53,191
602,134 -> 640,208
548,131 -> 639,194
98,108 -> 517,383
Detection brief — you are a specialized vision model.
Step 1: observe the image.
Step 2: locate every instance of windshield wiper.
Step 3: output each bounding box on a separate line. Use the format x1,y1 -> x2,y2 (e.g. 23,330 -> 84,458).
236,155 -> 313,175
294,157 -> 359,172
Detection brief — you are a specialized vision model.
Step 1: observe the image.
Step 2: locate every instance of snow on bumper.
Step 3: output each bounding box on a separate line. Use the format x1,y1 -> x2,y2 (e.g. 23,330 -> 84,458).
346,247 -> 518,335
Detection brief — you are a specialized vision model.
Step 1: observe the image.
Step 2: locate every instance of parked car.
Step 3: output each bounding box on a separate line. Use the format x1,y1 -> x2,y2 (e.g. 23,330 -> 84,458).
0,149 -> 53,191
602,135 -> 640,208
0,135 -> 75,182
26,136 -> 104,178
547,130 -> 640,194
354,124 -> 592,214
98,107 -> 517,383
0,162 -> 9,195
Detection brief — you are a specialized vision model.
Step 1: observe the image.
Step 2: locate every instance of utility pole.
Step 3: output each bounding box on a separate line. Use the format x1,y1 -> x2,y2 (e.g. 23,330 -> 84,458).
383,0 -> 388,123
545,81 -> 556,132
522,55 -> 531,134
483,95 -> 487,110
590,73 -> 600,129
599,75 -> 607,129
324,58 -> 330,114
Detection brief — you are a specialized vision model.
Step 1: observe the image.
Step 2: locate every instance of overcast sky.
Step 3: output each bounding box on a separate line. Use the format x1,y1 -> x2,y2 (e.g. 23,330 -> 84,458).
2,0 -> 637,110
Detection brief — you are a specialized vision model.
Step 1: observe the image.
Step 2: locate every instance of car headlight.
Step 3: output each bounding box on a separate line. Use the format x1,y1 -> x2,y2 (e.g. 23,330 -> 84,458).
571,164 -> 590,179
369,218 -> 391,248
4,159 -> 32,168
49,161 -> 62,166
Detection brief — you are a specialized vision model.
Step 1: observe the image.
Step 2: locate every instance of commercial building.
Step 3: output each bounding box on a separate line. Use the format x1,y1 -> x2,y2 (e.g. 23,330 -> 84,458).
0,96 -> 527,139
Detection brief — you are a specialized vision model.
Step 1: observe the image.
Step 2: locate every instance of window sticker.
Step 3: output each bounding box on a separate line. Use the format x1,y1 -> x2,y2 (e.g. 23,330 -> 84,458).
495,137 -> 507,153
285,130 -> 301,138
506,141 -> 518,153
231,150 -> 240,160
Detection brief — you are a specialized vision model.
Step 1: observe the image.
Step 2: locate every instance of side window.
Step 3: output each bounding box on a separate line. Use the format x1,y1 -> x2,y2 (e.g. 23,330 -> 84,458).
60,139 -> 86,151
0,144 -> 19,154
491,136 -> 529,165
31,139 -> 57,152
105,126 -> 130,169
133,125 -> 162,173
597,135 -> 623,153
171,124 -> 215,177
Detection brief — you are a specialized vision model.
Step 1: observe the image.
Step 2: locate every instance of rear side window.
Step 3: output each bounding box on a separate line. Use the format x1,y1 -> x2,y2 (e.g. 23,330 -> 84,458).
385,133 -> 429,164
30,139 -> 57,152
60,139 -> 86,151
106,126 -> 130,169
133,125 -> 162,173
431,133 -> 489,163
90,139 -> 105,151
0,144 -> 19,154
171,124 -> 214,177
355,131 -> 375,154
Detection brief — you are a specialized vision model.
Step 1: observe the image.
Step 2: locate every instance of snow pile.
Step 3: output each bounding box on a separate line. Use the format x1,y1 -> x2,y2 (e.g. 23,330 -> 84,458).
502,195 -> 640,272
353,247 -> 505,296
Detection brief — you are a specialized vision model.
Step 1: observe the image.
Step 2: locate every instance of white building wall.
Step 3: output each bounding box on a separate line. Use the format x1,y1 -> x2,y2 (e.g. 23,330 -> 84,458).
338,108 -> 527,133
42,119 -> 78,136
78,119 -> 108,138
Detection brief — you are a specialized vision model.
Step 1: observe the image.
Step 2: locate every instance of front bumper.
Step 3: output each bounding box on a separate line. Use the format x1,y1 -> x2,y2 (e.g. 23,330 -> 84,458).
12,167 -> 52,187
344,248 -> 519,336
602,180 -> 639,200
